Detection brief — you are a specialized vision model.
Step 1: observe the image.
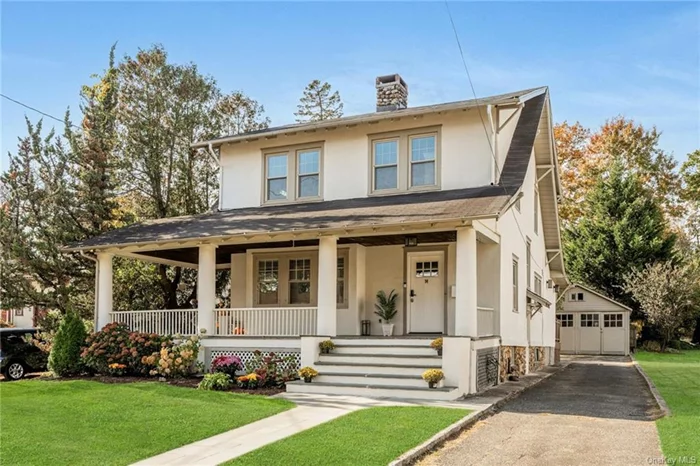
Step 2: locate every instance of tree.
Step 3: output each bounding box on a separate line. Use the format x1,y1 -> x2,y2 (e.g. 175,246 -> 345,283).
48,309 -> 88,376
564,162 -> 676,311
294,80 -> 343,122
625,261 -> 700,351
554,117 -> 682,224
116,45 -> 268,308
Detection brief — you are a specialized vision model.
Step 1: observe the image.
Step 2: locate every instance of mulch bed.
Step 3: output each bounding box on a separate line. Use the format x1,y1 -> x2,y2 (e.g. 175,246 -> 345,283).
32,373 -> 285,396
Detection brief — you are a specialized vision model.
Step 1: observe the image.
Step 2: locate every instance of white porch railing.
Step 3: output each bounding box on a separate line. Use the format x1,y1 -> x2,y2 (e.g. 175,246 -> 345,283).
477,306 -> 496,336
109,310 -> 198,336
214,307 -> 317,337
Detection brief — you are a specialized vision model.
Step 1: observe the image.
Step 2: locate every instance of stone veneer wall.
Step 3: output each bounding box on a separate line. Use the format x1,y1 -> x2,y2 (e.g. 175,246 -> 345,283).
499,346 -> 528,382
529,346 -> 545,372
376,75 -> 408,111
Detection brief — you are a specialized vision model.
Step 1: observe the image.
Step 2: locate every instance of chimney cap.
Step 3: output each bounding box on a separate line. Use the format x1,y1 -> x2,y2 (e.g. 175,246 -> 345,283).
376,74 -> 408,90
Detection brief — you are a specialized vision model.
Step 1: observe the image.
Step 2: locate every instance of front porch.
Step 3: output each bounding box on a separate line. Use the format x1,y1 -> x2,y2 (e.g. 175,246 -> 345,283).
101,224 -> 501,341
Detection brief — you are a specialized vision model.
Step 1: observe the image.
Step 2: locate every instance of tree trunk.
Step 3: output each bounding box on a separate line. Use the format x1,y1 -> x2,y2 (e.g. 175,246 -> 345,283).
692,317 -> 700,344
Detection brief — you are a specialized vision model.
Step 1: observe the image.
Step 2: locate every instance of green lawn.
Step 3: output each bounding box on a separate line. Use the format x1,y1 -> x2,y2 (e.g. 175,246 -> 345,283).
635,350 -> 700,459
225,406 -> 469,466
0,380 -> 293,466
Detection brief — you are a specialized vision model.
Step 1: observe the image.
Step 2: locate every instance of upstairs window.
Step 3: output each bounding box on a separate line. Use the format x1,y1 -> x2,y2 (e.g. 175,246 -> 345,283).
512,257 -> 519,312
297,149 -> 320,198
410,135 -> 436,187
373,139 -> 399,191
266,154 -> 288,201
534,273 -> 542,296
534,187 -> 540,235
570,292 -> 584,302
263,144 -> 323,204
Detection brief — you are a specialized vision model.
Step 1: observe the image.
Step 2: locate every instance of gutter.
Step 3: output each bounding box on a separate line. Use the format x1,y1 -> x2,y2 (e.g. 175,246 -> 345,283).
80,251 -> 99,327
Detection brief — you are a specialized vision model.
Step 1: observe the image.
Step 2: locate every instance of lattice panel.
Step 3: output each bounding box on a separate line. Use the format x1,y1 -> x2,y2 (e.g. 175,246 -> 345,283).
209,349 -> 300,372
477,347 -> 500,392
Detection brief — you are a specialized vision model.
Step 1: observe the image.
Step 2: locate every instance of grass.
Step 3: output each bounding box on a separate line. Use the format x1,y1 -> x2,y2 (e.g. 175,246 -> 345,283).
0,380 -> 294,466
225,406 -> 469,466
635,350 -> 700,459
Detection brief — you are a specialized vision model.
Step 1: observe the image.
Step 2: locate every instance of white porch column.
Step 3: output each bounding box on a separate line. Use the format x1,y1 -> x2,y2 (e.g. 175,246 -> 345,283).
197,244 -> 217,335
317,236 -> 338,336
96,252 -> 113,330
455,227 -> 478,336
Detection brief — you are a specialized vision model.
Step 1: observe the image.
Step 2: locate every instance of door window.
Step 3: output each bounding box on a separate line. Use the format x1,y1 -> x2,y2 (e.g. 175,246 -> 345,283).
581,313 -> 599,327
416,261 -> 439,277
603,314 -> 623,328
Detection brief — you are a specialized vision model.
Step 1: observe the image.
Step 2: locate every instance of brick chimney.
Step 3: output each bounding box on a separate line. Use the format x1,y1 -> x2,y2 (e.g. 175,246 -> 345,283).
376,74 -> 408,112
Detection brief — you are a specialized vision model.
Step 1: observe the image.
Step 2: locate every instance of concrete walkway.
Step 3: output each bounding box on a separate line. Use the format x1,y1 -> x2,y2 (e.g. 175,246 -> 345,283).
418,356 -> 663,466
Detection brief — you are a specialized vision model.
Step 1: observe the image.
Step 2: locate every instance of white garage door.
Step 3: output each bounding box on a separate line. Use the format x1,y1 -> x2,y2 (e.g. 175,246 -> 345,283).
602,313 -> 626,354
579,313 -> 601,354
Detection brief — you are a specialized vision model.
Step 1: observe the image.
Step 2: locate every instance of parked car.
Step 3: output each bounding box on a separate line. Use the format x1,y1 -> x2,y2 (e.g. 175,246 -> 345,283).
0,328 -> 46,380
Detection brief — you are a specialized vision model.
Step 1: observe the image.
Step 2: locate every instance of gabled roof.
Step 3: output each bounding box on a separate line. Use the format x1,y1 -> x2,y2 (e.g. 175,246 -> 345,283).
65,87 -> 555,252
192,87 -> 547,149
568,284 -> 632,312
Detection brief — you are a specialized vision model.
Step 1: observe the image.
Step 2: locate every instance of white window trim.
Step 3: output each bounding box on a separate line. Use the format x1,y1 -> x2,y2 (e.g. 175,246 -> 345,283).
261,142 -> 324,205
368,126 -> 441,195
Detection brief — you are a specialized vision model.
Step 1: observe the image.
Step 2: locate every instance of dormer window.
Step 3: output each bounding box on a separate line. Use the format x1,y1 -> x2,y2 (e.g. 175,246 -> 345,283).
263,143 -> 323,204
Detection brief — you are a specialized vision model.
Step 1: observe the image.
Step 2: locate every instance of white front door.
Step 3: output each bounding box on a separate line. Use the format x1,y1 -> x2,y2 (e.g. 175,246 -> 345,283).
407,252 -> 445,333
578,313 -> 601,354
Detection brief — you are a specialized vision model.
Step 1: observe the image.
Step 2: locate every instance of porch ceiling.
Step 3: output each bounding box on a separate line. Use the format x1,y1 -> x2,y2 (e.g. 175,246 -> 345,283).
139,231 -> 459,266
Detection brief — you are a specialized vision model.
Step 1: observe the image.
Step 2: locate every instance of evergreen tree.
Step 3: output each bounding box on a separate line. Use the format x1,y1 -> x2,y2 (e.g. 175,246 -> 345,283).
48,309 -> 87,376
294,80 -> 343,122
563,161 -> 676,312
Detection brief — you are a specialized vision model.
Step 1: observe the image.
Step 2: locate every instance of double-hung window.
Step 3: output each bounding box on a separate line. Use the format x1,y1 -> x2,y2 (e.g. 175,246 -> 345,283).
336,257 -> 347,307
534,273 -> 542,296
373,139 -> 399,191
266,154 -> 288,201
257,260 -> 279,305
370,127 -> 440,194
297,149 -> 320,198
263,144 -> 323,204
534,186 -> 540,235
289,259 -> 312,304
410,135 -> 436,187
512,257 -> 519,312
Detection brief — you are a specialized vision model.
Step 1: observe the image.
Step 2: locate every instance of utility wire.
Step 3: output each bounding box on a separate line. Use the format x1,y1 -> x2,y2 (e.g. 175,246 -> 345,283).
1,93 -> 79,129
444,1 -> 546,273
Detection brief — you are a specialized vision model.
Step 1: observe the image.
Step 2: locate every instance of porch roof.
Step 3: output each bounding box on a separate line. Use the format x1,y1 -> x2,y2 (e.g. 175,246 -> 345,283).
64,185 -> 515,252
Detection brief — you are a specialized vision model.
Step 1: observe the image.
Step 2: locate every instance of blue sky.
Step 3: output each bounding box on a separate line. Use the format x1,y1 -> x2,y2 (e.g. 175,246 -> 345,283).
1,2 -> 698,170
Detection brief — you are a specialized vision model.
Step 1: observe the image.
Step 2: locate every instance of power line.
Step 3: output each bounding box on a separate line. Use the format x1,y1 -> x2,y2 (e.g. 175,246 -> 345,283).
443,1 -> 546,273
1,93 -> 79,129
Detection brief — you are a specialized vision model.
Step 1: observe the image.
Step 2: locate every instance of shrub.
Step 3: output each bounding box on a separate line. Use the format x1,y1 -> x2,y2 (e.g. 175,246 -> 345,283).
641,340 -> 662,352
318,340 -> 335,353
49,310 -> 88,376
153,336 -> 200,378
81,323 -> 171,376
211,355 -> 243,377
244,350 -> 298,388
298,366 -> 318,381
198,372 -> 232,391
430,337 -> 443,350
0,320 -> 13,328
107,363 -> 127,376
421,369 -> 444,384
236,373 -> 260,389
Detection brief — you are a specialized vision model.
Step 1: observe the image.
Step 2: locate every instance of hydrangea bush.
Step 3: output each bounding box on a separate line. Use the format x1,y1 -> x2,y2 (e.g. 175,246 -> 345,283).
211,355 -> 243,377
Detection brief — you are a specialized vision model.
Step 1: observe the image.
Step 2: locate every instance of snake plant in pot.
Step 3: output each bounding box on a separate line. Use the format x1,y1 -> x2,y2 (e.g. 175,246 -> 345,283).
374,289 -> 399,336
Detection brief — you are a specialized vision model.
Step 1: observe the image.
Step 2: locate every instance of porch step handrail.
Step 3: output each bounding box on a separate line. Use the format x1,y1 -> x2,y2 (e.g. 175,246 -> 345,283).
214,307 -> 317,337
109,309 -> 198,336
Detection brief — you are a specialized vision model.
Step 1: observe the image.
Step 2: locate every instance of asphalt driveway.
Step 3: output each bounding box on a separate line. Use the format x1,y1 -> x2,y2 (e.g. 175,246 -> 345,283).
419,356 -> 663,466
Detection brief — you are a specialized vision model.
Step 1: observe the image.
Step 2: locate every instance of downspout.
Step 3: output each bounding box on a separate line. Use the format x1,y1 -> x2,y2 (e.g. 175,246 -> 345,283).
80,250 -> 99,328
207,143 -> 223,211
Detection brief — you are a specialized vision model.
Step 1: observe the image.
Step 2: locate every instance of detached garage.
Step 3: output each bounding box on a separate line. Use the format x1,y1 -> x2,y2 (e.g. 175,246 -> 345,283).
557,284 -> 631,356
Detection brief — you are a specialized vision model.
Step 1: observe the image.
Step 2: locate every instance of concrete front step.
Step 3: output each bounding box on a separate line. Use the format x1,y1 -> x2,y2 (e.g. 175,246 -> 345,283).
331,337 -> 436,347
318,353 -> 441,367
314,362 -> 433,377
332,345 -> 437,356
316,373 -> 426,388
286,380 -> 459,401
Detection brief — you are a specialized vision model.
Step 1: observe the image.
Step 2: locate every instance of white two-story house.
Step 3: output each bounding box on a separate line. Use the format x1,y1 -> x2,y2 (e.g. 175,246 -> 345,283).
66,74 -> 566,400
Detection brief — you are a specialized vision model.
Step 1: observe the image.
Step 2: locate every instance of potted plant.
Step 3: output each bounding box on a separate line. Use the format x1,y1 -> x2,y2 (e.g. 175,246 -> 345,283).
374,289 -> 399,336
319,340 -> 335,354
430,337 -> 443,356
298,366 -> 319,383
422,369 -> 444,389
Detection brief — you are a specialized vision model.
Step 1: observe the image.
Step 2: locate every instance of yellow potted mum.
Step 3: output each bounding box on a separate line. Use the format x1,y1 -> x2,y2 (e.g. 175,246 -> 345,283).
422,369 -> 444,389
298,366 -> 319,383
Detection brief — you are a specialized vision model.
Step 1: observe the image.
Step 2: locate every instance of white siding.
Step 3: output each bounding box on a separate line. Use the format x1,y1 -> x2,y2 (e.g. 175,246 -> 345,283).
562,286 -> 630,312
